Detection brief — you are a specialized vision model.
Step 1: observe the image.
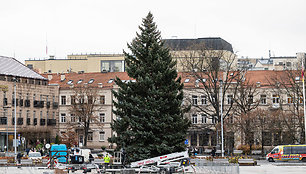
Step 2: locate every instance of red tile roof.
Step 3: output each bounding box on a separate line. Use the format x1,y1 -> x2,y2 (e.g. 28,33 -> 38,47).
42,72 -> 132,89
42,70 -> 302,89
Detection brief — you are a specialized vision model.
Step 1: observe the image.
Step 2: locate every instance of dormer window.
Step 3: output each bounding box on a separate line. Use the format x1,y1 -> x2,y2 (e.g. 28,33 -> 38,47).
88,79 -> 94,84
67,80 -> 73,85
77,79 -> 83,84
184,79 -> 190,83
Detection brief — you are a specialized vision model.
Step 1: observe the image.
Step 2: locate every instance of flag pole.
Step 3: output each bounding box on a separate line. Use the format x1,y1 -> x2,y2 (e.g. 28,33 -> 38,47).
302,58 -> 306,144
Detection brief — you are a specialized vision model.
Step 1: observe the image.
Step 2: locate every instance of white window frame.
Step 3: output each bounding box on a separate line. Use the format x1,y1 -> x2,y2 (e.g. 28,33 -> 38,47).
200,95 -> 207,105
201,114 -> 207,124
192,114 -> 198,124
60,113 -> 66,123
192,95 -> 198,105
260,94 -> 267,105
99,113 -> 105,123
272,94 -> 280,104
87,132 -> 93,141
99,131 -> 105,141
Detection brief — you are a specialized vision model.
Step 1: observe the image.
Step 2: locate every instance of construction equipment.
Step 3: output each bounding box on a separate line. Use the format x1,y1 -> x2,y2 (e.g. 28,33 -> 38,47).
130,151 -> 190,173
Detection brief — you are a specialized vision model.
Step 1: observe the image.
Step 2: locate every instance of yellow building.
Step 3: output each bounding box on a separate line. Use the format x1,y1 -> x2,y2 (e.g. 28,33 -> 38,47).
25,54 -> 125,74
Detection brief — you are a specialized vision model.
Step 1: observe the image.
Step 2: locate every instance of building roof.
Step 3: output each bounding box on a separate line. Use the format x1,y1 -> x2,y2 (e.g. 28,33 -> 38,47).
44,72 -> 133,89
178,70 -> 301,89
163,37 -> 234,53
0,56 -> 46,80
46,70 -> 301,90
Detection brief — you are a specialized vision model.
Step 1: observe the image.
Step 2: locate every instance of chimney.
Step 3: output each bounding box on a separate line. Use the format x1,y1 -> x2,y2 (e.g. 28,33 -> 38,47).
60,74 -> 65,81
98,83 -> 103,88
48,75 -> 53,80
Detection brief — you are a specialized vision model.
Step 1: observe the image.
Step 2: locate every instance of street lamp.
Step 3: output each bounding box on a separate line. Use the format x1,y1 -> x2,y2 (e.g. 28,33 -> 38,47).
13,78 -> 17,163
219,80 -> 224,157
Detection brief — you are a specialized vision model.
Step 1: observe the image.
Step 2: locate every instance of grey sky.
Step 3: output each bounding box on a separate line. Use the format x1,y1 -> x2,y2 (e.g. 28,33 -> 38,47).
0,0 -> 305,63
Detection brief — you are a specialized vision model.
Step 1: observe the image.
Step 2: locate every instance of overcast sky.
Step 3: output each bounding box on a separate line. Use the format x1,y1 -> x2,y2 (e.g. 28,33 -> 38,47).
0,0 -> 305,63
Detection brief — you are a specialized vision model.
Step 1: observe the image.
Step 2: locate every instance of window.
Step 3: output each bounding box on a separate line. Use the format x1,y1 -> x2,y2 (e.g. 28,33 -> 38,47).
201,114 -> 207,124
60,113 -> 66,123
77,79 -> 83,84
287,95 -> 293,104
192,95 -> 198,105
88,96 -> 93,104
101,60 -> 124,72
61,96 -> 66,105
200,95 -> 207,105
100,113 -> 105,123
71,114 -> 76,123
248,95 -> 253,104
184,79 -> 190,83
88,79 -> 94,84
192,114 -> 197,124
99,131 -> 105,141
100,95 -> 105,104
272,94 -> 280,104
88,132 -> 93,141
67,80 -> 73,85
212,116 -> 216,124
260,95 -> 267,104
227,95 -> 233,104
299,95 -> 303,104
71,96 -> 75,105
107,79 -> 114,83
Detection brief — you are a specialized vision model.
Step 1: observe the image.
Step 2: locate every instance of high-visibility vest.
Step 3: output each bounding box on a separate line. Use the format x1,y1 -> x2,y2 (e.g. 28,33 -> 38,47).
104,156 -> 110,163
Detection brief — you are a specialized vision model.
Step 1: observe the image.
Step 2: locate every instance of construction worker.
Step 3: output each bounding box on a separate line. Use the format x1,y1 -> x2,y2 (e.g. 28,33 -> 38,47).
103,154 -> 110,168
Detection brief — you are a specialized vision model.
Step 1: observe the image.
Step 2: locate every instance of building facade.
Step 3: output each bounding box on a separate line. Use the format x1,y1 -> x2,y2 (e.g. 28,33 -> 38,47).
0,56 -> 59,151
25,54 -> 125,74
46,72 -> 132,149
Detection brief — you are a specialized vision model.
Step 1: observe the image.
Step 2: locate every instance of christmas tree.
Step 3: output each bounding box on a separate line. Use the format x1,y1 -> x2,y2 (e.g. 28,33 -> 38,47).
110,12 -> 190,162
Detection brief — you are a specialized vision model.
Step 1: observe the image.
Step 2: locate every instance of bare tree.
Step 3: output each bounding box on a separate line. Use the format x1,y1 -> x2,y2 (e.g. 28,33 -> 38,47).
267,70 -> 304,143
69,85 -> 103,147
61,126 -> 78,148
176,42 -> 247,146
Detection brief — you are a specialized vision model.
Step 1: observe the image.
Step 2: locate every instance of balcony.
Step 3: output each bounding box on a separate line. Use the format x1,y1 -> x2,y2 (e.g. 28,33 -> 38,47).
40,119 -> 46,126
0,117 -> 7,125
27,118 -> 31,125
19,99 -> 24,107
34,100 -> 40,108
46,101 -> 51,108
39,101 -> 44,108
25,100 -> 31,107
17,118 -> 23,125
53,102 -> 59,109
47,119 -> 56,126
12,99 -> 19,106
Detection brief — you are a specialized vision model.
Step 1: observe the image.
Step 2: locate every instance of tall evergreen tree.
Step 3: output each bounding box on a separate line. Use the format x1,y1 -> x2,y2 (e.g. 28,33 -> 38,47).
109,12 -> 190,162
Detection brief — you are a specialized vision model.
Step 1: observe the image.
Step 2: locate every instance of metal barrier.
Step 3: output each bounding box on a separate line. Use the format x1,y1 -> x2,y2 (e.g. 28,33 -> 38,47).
191,159 -> 239,174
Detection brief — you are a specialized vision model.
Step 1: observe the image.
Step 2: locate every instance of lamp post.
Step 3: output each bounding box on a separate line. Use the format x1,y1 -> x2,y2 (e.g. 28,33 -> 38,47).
219,80 -> 224,157
13,78 -> 17,163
